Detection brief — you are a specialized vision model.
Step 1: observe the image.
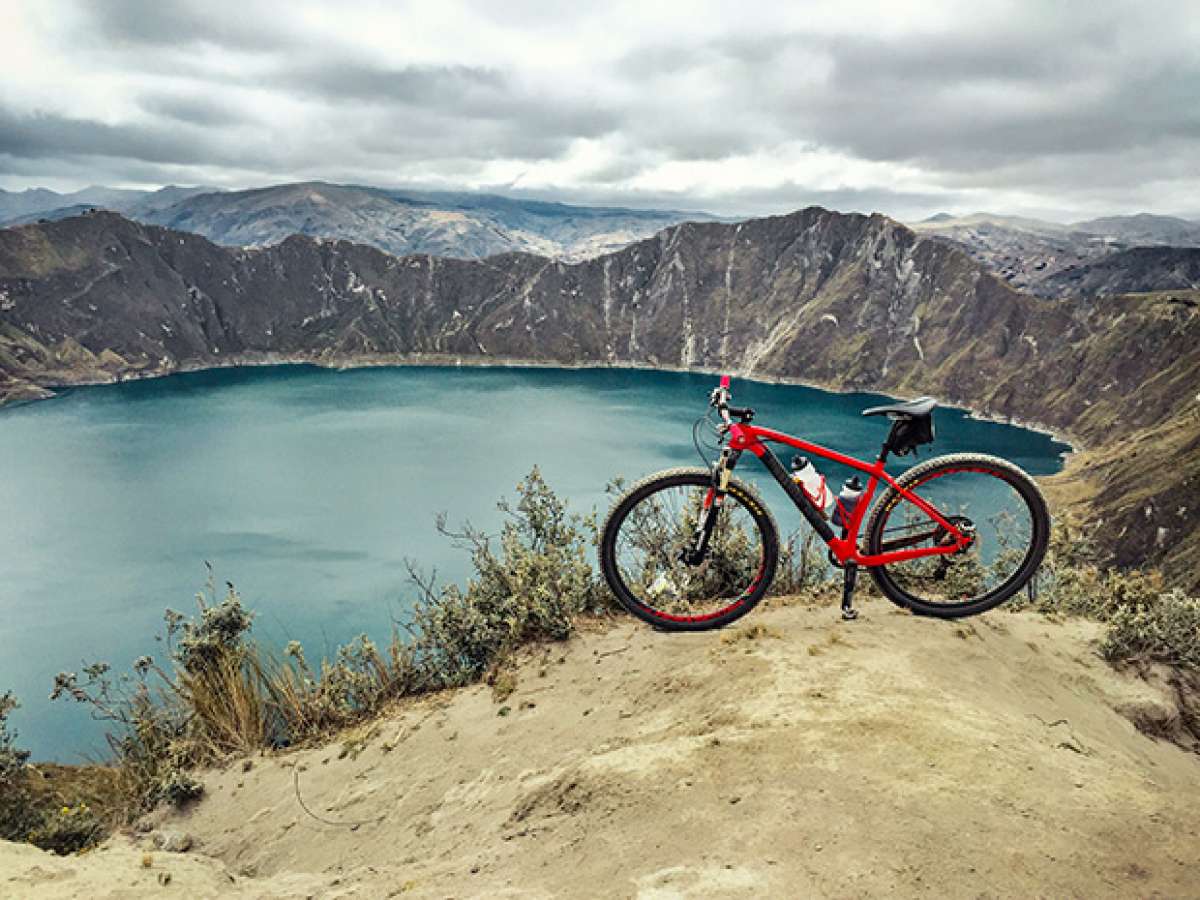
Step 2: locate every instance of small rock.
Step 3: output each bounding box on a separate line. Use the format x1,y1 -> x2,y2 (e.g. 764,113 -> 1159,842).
242,759 -> 254,773
157,871 -> 172,886
153,830 -> 193,853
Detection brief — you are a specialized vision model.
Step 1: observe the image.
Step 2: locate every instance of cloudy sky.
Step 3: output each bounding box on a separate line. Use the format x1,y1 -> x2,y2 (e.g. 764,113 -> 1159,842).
2,0 -> 1198,220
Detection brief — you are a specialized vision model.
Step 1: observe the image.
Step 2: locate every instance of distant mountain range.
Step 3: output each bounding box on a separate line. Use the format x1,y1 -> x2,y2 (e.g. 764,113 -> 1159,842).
909,212 -> 1200,295
1,209 -> 1197,589
6,184 -> 1199,297
0,182 -> 716,262
1036,246 -> 1200,298
0,185 -> 212,227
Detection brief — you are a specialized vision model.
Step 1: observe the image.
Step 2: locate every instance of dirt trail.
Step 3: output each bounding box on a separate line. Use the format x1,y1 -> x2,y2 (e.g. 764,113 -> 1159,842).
4,596 -> 1199,898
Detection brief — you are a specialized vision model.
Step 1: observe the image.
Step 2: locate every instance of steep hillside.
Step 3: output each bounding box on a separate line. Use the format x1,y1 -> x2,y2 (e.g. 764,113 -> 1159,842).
1037,248 -> 1200,298
1,209 -> 1197,585
3,601 -> 1199,898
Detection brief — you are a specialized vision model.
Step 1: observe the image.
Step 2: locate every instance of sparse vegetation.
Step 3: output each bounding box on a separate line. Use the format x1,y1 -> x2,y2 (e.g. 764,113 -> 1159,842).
36,467 -> 608,844
1014,521 -> 1200,667
1,693 -> 120,854
4,475 -> 1197,858
0,692 -> 36,842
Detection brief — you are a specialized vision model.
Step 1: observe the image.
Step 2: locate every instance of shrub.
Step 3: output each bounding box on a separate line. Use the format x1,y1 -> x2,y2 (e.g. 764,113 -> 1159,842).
0,692 -> 36,842
1,694 -> 116,854
772,530 -> 836,596
407,466 -> 606,689
48,468 -> 606,821
25,803 -> 104,856
1101,590 -> 1200,668
0,691 -> 30,783
1013,521 -> 1200,668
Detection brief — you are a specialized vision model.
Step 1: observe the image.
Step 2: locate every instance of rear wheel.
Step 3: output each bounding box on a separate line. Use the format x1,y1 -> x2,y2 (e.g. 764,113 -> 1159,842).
865,454 -> 1050,618
599,468 -> 779,631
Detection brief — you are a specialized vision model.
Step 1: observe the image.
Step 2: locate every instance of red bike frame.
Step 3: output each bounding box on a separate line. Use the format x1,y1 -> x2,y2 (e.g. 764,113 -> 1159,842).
711,376 -> 970,567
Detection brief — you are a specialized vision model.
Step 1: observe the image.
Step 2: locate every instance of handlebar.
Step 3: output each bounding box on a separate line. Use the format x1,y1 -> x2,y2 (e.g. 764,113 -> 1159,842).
709,375 -> 754,426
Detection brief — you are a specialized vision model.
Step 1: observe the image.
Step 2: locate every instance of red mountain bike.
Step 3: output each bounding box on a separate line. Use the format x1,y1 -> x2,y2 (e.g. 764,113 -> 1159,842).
599,376 -> 1050,630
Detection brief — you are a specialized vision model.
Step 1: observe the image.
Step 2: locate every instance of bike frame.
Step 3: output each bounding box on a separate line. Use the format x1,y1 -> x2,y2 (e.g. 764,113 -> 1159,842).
704,376 -> 971,567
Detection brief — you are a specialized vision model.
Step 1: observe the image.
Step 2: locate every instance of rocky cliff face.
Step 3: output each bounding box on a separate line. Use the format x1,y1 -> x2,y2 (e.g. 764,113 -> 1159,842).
2,209 -> 1197,585
1036,247 -> 1200,298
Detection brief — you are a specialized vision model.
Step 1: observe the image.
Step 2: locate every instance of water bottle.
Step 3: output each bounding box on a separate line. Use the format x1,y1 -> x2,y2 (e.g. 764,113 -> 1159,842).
790,456 -> 835,518
833,475 -> 864,529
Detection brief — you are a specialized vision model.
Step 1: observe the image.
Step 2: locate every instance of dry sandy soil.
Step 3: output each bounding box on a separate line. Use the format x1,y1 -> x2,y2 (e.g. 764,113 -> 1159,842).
3,595 -> 1199,898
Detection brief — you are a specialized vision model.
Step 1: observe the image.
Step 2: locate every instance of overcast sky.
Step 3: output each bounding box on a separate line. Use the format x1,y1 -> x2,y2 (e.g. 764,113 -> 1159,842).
2,0 -> 1198,220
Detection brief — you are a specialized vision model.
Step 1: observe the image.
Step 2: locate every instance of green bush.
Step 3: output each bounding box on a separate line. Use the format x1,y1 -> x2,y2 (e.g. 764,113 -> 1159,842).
1014,522 -> 1200,668
25,803 -> 104,856
48,468 -> 606,821
408,466 -> 606,689
1101,589 -> 1200,668
1,695 -> 113,854
0,692 -> 36,842
772,530 -> 836,596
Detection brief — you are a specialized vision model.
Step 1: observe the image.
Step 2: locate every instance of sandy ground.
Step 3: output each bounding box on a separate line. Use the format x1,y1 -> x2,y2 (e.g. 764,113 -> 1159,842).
3,595 -> 1199,899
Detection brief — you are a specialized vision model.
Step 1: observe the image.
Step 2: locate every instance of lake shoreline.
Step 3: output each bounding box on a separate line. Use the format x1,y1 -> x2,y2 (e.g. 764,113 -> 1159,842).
0,351 -> 1079,453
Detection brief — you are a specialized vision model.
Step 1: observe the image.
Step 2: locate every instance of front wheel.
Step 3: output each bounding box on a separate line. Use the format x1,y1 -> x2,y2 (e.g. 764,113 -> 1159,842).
599,467 -> 779,631
865,453 -> 1051,618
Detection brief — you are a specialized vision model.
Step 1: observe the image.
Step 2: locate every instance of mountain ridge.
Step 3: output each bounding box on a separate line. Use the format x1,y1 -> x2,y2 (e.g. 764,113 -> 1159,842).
0,181 -> 719,263
1,208 -> 1196,587
909,212 -> 1200,296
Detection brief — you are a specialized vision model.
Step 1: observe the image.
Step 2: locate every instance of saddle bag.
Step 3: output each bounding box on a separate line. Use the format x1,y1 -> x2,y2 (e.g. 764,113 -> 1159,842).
886,413 -> 935,456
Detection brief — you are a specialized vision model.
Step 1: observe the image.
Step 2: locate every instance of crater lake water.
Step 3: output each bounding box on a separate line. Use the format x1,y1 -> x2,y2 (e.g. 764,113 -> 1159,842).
0,365 -> 1069,759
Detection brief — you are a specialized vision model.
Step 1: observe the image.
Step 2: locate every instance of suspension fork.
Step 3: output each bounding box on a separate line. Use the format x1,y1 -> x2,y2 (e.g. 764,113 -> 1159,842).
683,448 -> 741,565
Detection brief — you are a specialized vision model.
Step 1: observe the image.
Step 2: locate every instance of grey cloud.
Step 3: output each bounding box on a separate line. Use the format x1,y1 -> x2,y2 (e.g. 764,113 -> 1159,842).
0,108 -> 215,166
7,1 -> 1200,221
616,13 -> 1200,180
79,0 -> 292,51
138,94 -> 250,128
274,59 -> 620,141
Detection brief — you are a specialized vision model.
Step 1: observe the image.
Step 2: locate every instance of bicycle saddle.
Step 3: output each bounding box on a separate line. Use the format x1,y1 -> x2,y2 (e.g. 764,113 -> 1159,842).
861,396 -> 938,418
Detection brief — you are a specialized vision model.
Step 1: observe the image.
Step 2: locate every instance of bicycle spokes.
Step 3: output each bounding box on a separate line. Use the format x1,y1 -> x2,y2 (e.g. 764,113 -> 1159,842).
874,468 -> 1036,607
611,482 -> 766,622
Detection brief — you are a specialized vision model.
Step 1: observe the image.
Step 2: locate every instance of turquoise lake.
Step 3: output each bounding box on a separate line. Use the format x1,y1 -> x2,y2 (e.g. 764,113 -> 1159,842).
0,365 -> 1069,760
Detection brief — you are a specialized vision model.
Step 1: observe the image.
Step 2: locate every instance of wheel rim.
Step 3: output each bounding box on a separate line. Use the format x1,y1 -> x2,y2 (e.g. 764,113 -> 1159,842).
873,465 -> 1039,609
610,482 -> 768,623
